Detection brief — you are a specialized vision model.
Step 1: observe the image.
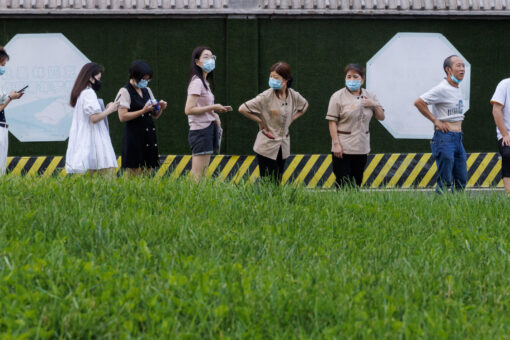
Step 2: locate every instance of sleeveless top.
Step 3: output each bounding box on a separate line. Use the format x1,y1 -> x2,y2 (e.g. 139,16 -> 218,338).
121,83 -> 159,169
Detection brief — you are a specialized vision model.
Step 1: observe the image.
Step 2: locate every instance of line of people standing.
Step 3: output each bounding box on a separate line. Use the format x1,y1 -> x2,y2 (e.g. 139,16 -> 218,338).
2,43 -> 509,192
63,45 -> 384,187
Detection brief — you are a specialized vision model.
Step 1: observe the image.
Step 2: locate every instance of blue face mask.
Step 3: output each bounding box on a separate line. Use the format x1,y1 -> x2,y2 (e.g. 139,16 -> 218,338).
346,80 -> 362,92
451,74 -> 462,84
135,79 -> 149,89
0,66 -> 6,76
269,77 -> 282,90
201,59 -> 215,73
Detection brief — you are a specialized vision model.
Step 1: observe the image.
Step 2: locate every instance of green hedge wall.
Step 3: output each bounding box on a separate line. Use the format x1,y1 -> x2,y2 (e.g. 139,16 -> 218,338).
1,18 -> 509,156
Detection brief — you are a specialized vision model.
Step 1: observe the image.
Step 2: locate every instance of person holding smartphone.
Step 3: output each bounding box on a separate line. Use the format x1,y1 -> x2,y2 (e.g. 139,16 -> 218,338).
0,46 -> 24,176
116,60 -> 167,176
66,62 -> 119,174
325,63 -> 385,188
185,46 -> 231,181
238,61 -> 308,183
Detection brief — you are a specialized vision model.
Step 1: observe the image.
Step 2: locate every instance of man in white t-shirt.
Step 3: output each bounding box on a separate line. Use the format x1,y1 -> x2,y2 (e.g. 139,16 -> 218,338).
491,78 -> 510,192
414,55 -> 468,193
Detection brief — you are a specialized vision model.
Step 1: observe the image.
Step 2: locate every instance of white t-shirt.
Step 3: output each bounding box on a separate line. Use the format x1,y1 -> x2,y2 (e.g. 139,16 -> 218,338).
490,78 -> 510,140
420,79 -> 465,122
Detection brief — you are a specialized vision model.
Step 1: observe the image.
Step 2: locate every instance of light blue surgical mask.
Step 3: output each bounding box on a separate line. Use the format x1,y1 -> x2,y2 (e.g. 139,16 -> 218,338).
269,77 -> 282,90
451,74 -> 462,84
135,79 -> 149,89
346,79 -> 362,92
201,59 -> 215,73
0,66 -> 6,76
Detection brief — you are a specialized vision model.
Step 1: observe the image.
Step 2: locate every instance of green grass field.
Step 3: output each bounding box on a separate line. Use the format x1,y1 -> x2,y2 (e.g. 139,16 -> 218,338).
1,176 -> 510,338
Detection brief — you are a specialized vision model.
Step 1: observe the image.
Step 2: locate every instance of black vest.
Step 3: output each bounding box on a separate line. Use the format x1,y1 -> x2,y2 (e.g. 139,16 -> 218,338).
125,83 -> 151,118
121,83 -> 159,168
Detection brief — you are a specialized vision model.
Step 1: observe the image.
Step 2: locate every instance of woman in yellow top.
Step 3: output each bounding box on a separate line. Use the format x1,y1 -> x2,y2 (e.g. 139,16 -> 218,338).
325,63 -> 385,187
239,62 -> 309,182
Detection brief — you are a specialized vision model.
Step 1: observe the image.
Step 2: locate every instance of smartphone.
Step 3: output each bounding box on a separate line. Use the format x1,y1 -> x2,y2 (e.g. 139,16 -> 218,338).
17,85 -> 28,93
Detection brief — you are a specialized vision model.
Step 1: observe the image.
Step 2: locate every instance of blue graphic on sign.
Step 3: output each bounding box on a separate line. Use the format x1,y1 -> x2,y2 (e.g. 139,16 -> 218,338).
2,33 -> 90,142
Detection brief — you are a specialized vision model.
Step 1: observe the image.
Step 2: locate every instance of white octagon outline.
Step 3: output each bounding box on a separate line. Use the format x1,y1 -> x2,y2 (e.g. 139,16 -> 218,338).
3,33 -> 90,142
366,32 -> 471,139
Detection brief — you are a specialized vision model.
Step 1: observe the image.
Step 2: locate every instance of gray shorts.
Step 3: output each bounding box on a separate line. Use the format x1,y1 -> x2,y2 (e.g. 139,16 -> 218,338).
188,122 -> 216,156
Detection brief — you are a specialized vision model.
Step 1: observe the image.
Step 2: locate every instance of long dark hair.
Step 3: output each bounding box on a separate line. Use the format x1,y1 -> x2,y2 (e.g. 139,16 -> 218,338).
188,46 -> 214,91
70,62 -> 103,107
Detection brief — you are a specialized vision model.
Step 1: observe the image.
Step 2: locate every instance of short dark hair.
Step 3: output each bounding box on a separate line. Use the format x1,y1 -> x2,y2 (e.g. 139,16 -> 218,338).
443,55 -> 458,74
0,46 -> 9,62
344,63 -> 365,78
270,61 -> 293,88
129,60 -> 153,82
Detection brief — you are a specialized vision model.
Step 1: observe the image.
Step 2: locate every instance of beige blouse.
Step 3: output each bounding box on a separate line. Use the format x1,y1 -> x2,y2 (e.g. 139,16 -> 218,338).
325,88 -> 382,155
116,87 -> 156,110
243,88 -> 308,160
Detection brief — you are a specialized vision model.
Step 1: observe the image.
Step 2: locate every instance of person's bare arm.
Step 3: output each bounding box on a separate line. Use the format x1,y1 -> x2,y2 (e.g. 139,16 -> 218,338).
329,120 -> 343,158
290,102 -> 309,125
414,97 -> 448,132
185,95 -> 227,115
238,103 -> 263,123
0,91 -> 23,111
90,102 -> 120,124
118,103 -> 154,123
492,102 -> 510,146
373,106 -> 385,120
238,103 -> 269,132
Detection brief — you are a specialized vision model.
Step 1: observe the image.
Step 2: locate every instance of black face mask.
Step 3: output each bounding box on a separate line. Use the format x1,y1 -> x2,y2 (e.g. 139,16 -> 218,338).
90,77 -> 102,92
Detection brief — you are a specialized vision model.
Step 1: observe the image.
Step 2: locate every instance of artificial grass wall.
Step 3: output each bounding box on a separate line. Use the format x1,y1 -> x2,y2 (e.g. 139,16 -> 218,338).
1,18 -> 509,156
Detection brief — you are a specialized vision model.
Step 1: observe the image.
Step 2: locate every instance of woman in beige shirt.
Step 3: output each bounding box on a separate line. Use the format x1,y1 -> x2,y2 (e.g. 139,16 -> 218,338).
239,62 -> 308,182
325,63 -> 385,187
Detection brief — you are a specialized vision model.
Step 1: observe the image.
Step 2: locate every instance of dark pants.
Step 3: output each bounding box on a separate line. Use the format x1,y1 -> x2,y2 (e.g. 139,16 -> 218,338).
257,147 -> 285,183
430,130 -> 467,193
498,138 -> 510,178
331,153 -> 368,188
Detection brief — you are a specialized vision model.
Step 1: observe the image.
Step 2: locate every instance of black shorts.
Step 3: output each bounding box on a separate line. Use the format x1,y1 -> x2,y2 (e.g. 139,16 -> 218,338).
188,122 -> 217,156
498,138 -> 510,178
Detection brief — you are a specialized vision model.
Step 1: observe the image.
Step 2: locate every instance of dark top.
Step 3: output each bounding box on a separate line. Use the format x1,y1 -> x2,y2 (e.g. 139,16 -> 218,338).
121,83 -> 159,169
0,110 -> 5,124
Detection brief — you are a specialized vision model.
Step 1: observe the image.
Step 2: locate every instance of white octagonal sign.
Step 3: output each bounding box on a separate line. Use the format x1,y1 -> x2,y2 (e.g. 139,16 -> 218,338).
367,33 -> 471,139
3,33 -> 90,141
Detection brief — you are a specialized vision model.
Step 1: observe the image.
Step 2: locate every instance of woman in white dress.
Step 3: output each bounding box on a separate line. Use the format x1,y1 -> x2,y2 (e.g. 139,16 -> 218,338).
65,62 -> 119,174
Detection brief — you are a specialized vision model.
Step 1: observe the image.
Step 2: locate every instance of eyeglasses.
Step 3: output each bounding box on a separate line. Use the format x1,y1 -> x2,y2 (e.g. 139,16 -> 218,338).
202,55 -> 217,61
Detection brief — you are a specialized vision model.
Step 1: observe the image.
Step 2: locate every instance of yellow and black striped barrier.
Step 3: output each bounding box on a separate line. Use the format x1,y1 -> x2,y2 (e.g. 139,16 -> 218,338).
5,153 -> 504,188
